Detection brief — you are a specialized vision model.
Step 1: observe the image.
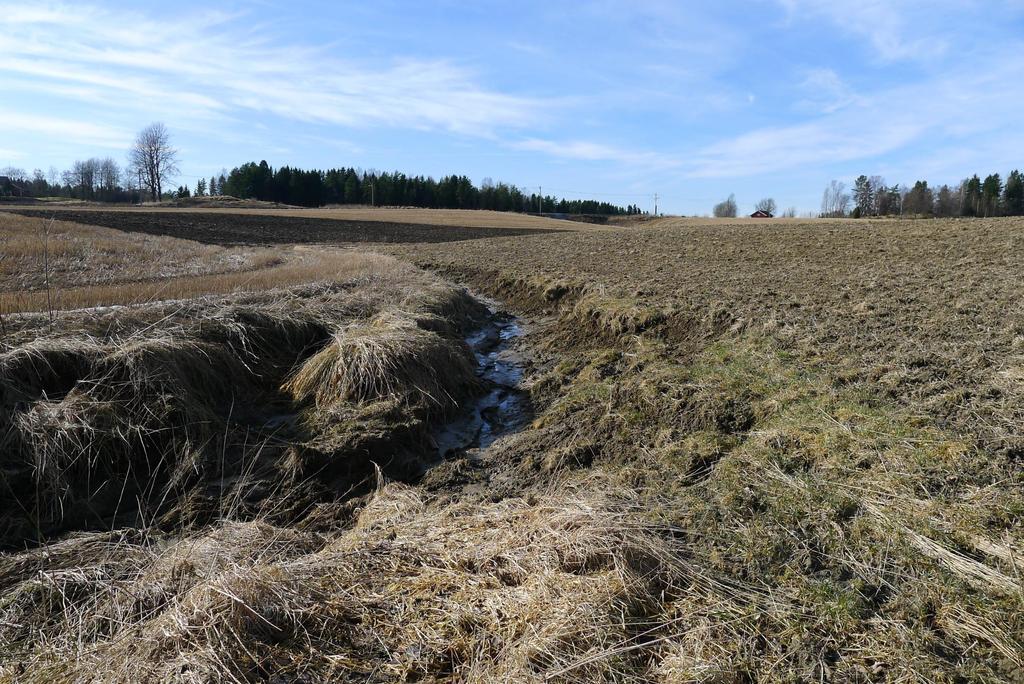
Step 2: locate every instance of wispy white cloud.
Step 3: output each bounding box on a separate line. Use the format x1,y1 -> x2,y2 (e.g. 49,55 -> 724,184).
512,138 -> 682,170
795,68 -> 864,114
0,108 -> 129,148
774,0 -> 966,61
2,0 -> 1021,216
0,2 -> 542,138
586,0 -> 745,66
686,47 -> 1024,179
689,119 -> 922,178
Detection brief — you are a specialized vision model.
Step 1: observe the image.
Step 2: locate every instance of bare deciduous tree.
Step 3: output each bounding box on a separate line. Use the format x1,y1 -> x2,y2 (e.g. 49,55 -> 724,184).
867,176 -> 885,215
128,122 -> 179,202
98,158 -> 120,199
0,166 -> 27,180
820,180 -> 851,217
68,159 -> 98,199
713,193 -> 738,218
754,198 -> 777,216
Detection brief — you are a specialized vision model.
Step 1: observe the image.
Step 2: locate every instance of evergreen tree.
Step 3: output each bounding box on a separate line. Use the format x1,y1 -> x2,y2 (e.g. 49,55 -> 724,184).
853,175 -> 873,217
934,185 -> 958,217
343,171 -> 360,203
962,176 -> 983,216
1003,170 -> 1023,216
903,181 -> 934,216
981,173 -> 1002,217
216,160 -> 631,214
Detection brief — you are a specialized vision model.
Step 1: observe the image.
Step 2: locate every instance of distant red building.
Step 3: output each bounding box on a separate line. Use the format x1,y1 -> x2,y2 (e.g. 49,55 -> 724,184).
750,210 -> 773,218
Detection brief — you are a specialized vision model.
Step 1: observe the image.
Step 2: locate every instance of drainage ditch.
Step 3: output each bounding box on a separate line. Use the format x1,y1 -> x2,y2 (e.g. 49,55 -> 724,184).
434,302 -> 530,458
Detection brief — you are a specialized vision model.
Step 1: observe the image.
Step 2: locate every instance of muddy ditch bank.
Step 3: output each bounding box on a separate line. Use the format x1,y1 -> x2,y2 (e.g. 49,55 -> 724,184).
0,281 -> 537,547
259,297 -> 532,457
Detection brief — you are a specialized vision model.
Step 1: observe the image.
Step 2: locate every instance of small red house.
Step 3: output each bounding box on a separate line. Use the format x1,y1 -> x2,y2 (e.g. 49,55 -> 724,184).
750,210 -> 773,218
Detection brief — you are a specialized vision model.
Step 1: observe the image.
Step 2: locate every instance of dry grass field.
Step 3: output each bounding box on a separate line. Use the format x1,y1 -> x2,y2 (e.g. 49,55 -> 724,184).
0,213 -> 280,293
0,212 -> 516,315
1,207 -> 1022,683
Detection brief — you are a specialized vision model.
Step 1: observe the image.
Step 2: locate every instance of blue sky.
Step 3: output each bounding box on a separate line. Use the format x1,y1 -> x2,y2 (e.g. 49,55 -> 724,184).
2,1 -> 1023,215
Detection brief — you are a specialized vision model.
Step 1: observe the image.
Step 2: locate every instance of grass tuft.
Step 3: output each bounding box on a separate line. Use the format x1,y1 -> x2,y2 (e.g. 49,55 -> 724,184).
284,312 -> 479,415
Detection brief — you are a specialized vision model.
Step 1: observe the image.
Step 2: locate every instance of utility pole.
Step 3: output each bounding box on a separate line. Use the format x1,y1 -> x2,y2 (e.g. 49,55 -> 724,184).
371,183 -> 375,207
538,186 -> 542,214
137,169 -> 143,204
653,193 -> 659,216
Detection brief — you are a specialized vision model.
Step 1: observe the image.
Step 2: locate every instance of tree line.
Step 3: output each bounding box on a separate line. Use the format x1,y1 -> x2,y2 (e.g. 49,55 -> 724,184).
7,120 -> 1020,220
1,123 -> 184,203
1,159 -> 141,203
822,170 -> 1024,218
2,133 -> 639,215
710,170 -> 1023,220
218,160 -> 639,215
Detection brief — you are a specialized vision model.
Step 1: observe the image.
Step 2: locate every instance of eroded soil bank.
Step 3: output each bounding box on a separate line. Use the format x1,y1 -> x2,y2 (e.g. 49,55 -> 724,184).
0,254 -> 510,548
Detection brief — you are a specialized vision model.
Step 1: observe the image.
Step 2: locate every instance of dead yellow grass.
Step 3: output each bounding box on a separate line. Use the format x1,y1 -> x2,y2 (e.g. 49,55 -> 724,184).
0,253 -> 483,544
0,213 -> 279,293
0,249 -> 406,315
283,311 -> 478,413
0,481 -> 737,683
5,209 -> 1023,681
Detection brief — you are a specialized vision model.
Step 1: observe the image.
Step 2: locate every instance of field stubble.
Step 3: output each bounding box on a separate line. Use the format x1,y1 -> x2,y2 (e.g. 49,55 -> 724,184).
0,210 -> 1022,682
0,213 -> 280,293
394,216 -> 1024,455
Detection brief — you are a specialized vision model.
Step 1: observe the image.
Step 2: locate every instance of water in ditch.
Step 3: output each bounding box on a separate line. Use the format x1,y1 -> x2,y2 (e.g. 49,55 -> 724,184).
433,307 -> 530,459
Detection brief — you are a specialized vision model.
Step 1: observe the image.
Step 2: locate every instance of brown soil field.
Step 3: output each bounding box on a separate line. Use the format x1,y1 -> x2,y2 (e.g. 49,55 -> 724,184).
8,203 -> 574,230
1,208 -> 1021,683
2,208 -> 566,246
391,216 -> 1024,452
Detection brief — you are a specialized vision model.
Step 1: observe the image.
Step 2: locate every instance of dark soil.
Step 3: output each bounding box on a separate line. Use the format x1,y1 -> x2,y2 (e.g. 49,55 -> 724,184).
1,209 -> 564,246
389,217 -> 1024,454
